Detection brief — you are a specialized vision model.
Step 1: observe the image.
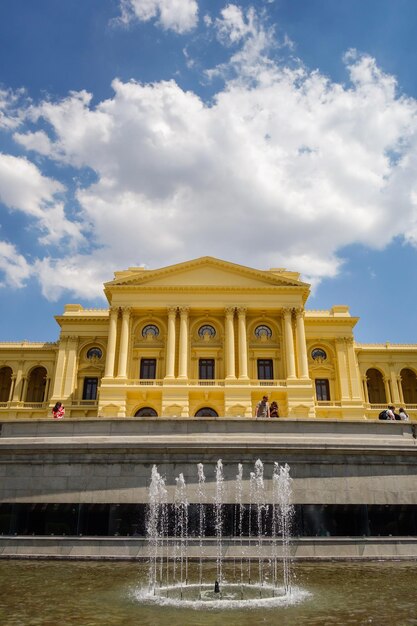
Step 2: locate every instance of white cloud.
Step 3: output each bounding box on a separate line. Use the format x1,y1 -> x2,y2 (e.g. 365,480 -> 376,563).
3,6 -> 417,300
0,88 -> 27,130
0,241 -> 31,288
117,0 -> 198,33
0,153 -> 84,245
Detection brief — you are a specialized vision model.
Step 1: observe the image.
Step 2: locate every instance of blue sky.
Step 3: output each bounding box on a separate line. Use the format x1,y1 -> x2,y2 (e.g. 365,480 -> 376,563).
1,0 -> 417,343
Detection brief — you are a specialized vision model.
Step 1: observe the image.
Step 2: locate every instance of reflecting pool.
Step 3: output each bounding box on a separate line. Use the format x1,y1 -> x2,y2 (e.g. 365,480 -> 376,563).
0,560 -> 416,626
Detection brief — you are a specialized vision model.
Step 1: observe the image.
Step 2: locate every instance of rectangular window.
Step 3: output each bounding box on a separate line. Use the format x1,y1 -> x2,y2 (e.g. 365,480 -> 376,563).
83,377 -> 98,401
199,359 -> 215,380
257,359 -> 274,380
140,358 -> 157,379
315,379 -> 330,401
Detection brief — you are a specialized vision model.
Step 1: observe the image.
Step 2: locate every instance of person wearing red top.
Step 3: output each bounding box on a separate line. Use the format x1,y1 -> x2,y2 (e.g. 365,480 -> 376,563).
52,402 -> 65,419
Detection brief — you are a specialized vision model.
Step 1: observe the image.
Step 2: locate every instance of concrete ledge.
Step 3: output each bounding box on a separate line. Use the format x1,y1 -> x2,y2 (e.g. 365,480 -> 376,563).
1,536 -> 417,560
0,418 -> 416,456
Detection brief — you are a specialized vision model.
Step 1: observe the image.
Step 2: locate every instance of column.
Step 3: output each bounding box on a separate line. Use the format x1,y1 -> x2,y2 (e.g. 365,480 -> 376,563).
295,308 -> 309,379
237,307 -> 249,380
398,375 -> 404,404
362,376 -> 369,403
389,369 -> 401,404
283,308 -> 296,379
12,363 -> 23,402
178,307 -> 189,379
8,375 -> 16,403
104,307 -> 119,378
165,307 -> 177,379
225,307 -> 236,379
20,376 -> 28,403
44,376 -> 51,403
384,376 -> 392,404
335,338 -> 350,400
117,307 -> 131,378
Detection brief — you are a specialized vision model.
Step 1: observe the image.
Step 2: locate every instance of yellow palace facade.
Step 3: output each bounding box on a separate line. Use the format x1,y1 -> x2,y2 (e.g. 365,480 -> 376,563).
0,257 -> 416,420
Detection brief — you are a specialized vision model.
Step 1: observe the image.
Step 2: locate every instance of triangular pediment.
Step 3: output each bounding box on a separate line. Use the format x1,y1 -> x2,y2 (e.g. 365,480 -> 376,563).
105,257 -> 309,290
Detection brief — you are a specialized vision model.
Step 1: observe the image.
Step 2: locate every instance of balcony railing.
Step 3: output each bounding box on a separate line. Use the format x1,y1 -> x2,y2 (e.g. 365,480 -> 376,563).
255,380 -> 287,387
189,379 -> 225,386
316,401 -> 342,407
22,402 -> 48,409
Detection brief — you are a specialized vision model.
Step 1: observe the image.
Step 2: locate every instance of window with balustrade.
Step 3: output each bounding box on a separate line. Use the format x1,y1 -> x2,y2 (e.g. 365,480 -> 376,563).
82,377 -> 98,401
315,378 -> 330,401
257,359 -> 274,380
199,359 -> 215,380
140,358 -> 157,379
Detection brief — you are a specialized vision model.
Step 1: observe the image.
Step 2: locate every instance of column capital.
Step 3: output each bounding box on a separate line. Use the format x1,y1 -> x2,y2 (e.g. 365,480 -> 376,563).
237,307 -> 247,316
109,305 -> 119,314
179,306 -> 190,316
167,306 -> 177,316
225,306 -> 235,316
294,306 -> 304,317
120,306 -> 132,315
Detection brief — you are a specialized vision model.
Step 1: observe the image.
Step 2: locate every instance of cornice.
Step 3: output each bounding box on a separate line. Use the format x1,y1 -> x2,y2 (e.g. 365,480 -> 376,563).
305,317 -> 359,325
55,316 -> 110,324
356,343 -> 417,351
105,256 -> 310,289
108,285 -> 309,294
0,342 -> 58,349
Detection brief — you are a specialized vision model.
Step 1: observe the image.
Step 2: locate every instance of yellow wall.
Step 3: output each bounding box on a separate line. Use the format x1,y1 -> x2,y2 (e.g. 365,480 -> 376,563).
1,257 -> 416,420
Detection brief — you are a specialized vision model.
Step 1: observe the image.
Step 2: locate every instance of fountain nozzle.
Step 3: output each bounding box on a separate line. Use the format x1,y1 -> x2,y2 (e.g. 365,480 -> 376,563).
214,580 -> 220,593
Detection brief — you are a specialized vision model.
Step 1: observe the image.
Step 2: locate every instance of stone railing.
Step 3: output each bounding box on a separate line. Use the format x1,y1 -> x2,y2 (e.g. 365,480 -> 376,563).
254,380 -> 287,387
316,401 -> 342,407
189,380 -> 225,386
22,402 -> 48,409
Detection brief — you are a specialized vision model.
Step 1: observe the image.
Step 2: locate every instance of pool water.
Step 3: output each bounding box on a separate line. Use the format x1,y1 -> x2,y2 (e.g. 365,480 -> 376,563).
0,560 -> 416,626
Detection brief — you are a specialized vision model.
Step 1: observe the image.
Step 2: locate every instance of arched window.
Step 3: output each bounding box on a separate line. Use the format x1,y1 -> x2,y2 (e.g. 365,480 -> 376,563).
366,368 -> 386,404
401,368 -> 417,405
134,407 -> 158,417
195,407 -> 219,417
87,347 -> 102,360
198,324 -> 216,339
26,367 -> 47,403
254,325 -> 272,339
142,325 -> 159,339
312,348 -> 327,361
0,366 -> 12,402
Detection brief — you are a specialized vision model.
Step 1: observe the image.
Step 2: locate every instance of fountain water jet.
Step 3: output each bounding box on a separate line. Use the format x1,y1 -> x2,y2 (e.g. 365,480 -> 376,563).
142,459 -> 299,609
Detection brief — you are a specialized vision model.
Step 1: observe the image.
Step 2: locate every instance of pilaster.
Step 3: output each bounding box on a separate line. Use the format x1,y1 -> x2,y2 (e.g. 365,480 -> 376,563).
335,338 -> 350,401
104,307 -> 119,378
117,307 -> 131,378
62,336 -> 79,398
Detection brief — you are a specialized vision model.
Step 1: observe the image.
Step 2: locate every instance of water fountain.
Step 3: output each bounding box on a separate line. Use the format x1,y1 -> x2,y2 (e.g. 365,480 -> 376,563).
139,459 -> 307,609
